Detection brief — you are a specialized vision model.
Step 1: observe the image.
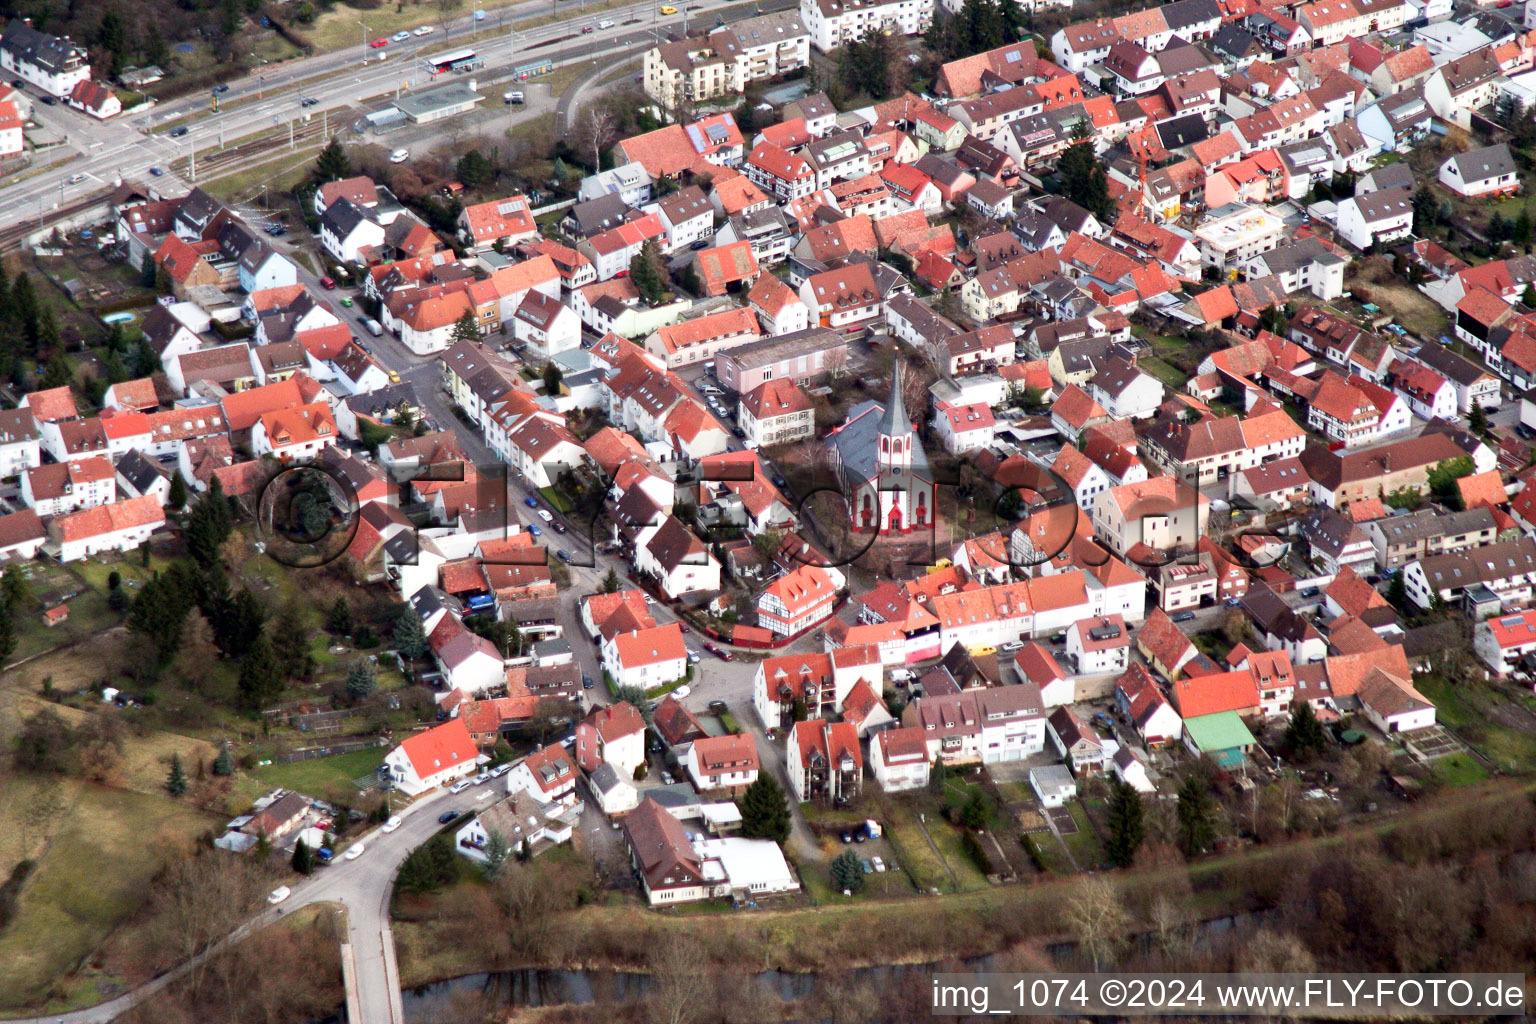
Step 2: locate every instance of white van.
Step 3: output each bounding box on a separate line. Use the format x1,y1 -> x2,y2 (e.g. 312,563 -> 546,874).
362,317 -> 383,337
503,90 -> 524,104
389,148 -> 409,163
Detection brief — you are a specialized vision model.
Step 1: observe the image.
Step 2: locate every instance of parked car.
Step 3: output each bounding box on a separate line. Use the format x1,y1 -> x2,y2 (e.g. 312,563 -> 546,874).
687,650 -> 700,664
169,125 -> 189,138
1171,610 -> 1196,623
268,886 -> 292,904
537,509 -> 553,522
344,844 -> 365,860
449,780 -> 472,794
391,30 -> 411,41
527,523 -> 542,537
437,810 -> 459,823
491,763 -> 513,777
523,496 -> 539,508
708,700 -> 728,714
301,96 -> 319,107
1516,423 -> 1536,440
582,674 -> 594,690
413,24 -> 435,34
551,520 -> 567,533
840,831 -> 853,844
389,148 -> 410,163
689,239 -> 710,250
674,685 -> 691,699
319,276 -> 336,289
339,296 -> 353,307
473,771 -> 492,785
362,317 -> 383,337
860,858 -> 873,874
704,643 -> 722,658
999,640 -> 1024,652
872,856 -> 886,872
382,815 -> 402,832
1300,587 -> 1321,598
661,770 -> 675,785
264,223 -> 287,236
556,549 -> 572,563
39,95 -> 56,105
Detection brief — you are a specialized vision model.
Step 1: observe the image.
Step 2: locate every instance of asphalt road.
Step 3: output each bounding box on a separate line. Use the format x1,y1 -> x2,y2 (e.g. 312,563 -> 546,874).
6,786 -> 456,1024
0,0 -> 795,230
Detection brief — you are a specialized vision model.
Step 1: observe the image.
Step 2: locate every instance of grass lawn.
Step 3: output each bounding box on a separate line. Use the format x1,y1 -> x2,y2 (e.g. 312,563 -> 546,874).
1138,355 -> 1189,390
0,783 -> 221,1011
880,800 -> 952,893
716,710 -> 741,734
1061,801 -> 1107,870
253,747 -> 385,797
1024,831 -> 1070,874
1432,753 -> 1490,788
205,151 -> 316,204
1415,674 -> 1536,773
539,487 -> 575,513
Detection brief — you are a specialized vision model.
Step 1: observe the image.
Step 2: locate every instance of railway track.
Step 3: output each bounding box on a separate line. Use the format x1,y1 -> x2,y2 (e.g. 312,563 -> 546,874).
174,106 -> 358,182
0,193 -> 108,253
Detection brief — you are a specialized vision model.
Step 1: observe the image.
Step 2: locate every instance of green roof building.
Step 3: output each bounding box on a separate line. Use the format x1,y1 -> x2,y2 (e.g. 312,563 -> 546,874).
1182,710 -> 1255,768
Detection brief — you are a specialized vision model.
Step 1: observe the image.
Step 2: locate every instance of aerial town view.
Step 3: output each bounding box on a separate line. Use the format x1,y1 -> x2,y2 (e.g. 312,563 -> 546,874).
0,0 -> 1534,1018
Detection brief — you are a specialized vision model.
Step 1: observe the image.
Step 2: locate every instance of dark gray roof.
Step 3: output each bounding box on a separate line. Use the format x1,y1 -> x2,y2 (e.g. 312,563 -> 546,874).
115,448 -> 167,495
831,376 -> 931,490
1370,506 -> 1495,547
0,408 -> 39,445
1357,162 -> 1415,195
1300,506 -> 1366,558
1256,236 -> 1345,274
1409,342 -> 1491,387
322,196 -> 372,239
569,193 -> 635,238
0,21 -> 85,76
1089,356 -> 1152,399
1162,0 -> 1221,30
1350,185 -> 1413,224
1155,113 -> 1211,150
1416,537 -> 1536,591
1449,143 -> 1516,184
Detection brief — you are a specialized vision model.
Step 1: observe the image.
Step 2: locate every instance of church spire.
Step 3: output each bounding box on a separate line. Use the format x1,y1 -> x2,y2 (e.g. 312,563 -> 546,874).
876,361 -> 911,439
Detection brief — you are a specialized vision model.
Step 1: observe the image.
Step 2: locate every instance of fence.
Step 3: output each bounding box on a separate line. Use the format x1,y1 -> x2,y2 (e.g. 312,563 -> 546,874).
276,738 -> 385,763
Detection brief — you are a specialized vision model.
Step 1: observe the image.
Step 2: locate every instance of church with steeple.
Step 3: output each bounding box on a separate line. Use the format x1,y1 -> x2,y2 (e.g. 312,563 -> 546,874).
827,363 -> 935,534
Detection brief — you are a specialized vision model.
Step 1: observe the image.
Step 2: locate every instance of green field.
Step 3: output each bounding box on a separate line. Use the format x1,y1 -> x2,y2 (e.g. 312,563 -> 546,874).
253,747 -> 385,797
0,784 -> 220,1010
1416,674 -> 1536,773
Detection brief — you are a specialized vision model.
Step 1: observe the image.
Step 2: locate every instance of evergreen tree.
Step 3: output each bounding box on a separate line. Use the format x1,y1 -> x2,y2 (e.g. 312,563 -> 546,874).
165,753 -> 188,796
10,274 -> 38,346
184,477 -> 233,566
739,774 -> 791,842
1057,137 -> 1112,220
1489,212 -> 1510,244
1469,399 -> 1489,434
37,305 -> 59,356
1411,186 -> 1439,236
168,473 -> 188,510
450,308 -> 480,344
313,137 -> 351,182
140,251 -> 158,289
39,354 -> 71,389
602,567 -> 621,593
1523,285 -> 1536,309
345,659 -> 377,700
1176,774 -> 1216,858
393,607 -> 429,660
128,566 -> 197,664
3,564 -> 31,610
1103,776 -> 1145,868
328,597 -> 353,636
1516,209 -> 1533,250
482,831 -> 511,876
237,634 -> 285,711
455,149 -> 493,189
960,788 -> 992,830
0,599 -> 15,663
270,600 -> 315,680
542,363 -> 563,394
830,850 -> 865,893
1386,572 -> 1409,611
630,240 -> 667,305
1283,700 -> 1327,758
291,838 -> 315,875
213,588 -> 266,658
213,744 -> 235,776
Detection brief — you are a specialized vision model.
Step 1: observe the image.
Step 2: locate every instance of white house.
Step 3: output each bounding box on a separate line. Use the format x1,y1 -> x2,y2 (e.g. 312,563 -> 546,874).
1111,746 -> 1155,793
455,790 -> 577,861
1063,615 -> 1131,676
1438,143 -> 1519,198
1474,609 -> 1536,677
21,456 -> 115,517
799,0 -> 933,52
679,733 -> 760,794
383,718 -> 482,797
635,516 -> 721,599
576,702 -> 648,780
1029,764 -> 1078,808
0,22 -> 90,98
43,495 -> 164,563
250,403 -> 338,462
869,726 -> 931,792
1356,670 -> 1437,734
430,619 -> 507,696
1334,185 -> 1414,251
606,623 -> 688,693
506,743 -> 581,805
511,291 -> 582,362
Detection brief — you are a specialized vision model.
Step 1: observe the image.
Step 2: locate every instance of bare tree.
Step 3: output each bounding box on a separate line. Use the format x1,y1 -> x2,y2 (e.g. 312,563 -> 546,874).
493,862 -> 569,962
145,852 -> 269,996
578,108 -> 618,174
1064,875 -> 1130,972
823,344 -> 851,381
646,933 -> 711,1024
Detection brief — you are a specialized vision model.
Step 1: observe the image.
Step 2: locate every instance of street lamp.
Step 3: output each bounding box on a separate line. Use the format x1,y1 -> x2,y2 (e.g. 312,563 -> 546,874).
357,21 -> 372,62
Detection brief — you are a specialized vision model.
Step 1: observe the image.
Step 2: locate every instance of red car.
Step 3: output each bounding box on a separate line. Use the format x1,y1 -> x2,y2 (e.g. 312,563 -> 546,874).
704,643 -> 734,661
319,275 -> 336,289
370,37 -> 388,47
